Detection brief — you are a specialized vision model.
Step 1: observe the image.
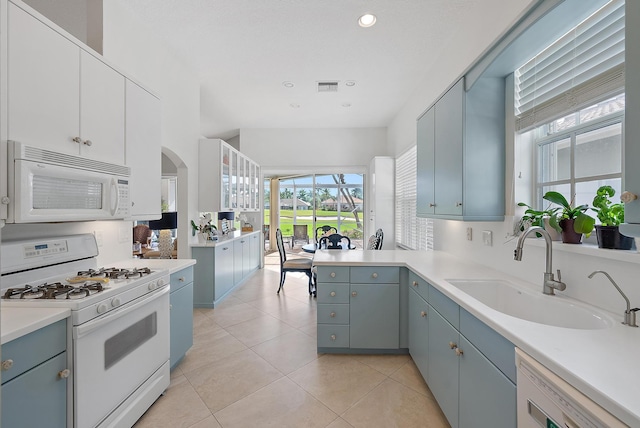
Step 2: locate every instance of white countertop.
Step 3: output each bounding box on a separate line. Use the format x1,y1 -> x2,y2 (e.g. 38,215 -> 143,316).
313,249 -> 640,426
1,307 -> 70,344
189,230 -> 260,248
115,258 -> 196,274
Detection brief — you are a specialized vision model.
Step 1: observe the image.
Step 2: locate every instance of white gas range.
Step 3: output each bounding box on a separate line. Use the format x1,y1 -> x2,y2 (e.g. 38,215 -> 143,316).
1,234 -> 171,428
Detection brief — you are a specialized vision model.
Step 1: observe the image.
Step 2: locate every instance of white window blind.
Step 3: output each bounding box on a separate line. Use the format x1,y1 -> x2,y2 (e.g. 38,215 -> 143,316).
515,0 -> 624,131
395,146 -> 433,250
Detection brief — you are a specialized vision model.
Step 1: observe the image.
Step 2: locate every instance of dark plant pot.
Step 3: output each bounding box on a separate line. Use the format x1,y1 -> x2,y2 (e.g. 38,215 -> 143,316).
559,219 -> 582,244
595,225 -> 633,250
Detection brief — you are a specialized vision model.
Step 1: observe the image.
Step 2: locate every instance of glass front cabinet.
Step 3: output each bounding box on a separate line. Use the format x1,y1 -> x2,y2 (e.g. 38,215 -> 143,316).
198,138 -> 261,212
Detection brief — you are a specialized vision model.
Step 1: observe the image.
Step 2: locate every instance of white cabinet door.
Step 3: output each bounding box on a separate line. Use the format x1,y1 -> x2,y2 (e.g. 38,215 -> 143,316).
125,80 -> 161,219
7,3 -> 79,154
79,51 -> 125,164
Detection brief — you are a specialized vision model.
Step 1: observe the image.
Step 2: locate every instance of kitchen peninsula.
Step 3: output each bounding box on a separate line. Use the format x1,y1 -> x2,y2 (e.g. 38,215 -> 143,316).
313,249 -> 640,427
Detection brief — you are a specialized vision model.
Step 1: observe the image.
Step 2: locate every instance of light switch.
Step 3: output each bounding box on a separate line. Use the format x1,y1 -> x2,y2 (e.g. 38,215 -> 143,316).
482,230 -> 492,246
466,227 -> 472,241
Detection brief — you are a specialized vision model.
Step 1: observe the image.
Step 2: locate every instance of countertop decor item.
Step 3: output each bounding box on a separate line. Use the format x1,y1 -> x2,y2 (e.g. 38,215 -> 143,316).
543,191 -> 595,244
149,212 -> 178,258
591,186 -> 633,249
191,213 -> 217,242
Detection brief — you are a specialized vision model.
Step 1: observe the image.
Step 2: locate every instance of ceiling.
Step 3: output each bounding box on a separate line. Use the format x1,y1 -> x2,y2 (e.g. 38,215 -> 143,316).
119,0 -> 528,140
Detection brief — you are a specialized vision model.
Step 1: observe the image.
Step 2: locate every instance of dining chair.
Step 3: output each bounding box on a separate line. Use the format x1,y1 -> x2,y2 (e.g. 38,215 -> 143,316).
319,233 -> 351,250
292,224 -> 310,247
315,225 -> 338,244
133,224 -> 152,246
375,228 -> 384,250
367,234 -> 379,250
276,229 -> 315,296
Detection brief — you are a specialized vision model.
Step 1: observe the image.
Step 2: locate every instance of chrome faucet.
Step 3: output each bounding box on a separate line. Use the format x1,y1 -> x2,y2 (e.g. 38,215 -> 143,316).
588,270 -> 638,327
514,226 -> 566,295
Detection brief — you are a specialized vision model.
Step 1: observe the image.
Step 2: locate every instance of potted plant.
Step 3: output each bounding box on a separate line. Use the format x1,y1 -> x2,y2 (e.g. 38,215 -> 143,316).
516,202 -> 561,240
191,213 -> 217,242
543,191 -> 595,244
591,185 -> 633,249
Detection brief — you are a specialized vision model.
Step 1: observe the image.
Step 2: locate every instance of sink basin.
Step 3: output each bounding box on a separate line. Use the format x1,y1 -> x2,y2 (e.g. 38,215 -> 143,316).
446,279 -> 615,330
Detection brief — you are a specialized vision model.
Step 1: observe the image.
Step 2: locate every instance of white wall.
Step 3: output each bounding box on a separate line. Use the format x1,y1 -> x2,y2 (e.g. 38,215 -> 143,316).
240,127 -> 388,174
387,0 -> 640,317
102,0 -> 201,259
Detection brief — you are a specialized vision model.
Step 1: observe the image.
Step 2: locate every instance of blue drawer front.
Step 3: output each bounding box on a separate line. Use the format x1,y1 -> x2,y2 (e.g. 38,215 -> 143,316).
316,282 -> 350,304
408,270 -> 429,302
170,267 -> 194,292
460,308 -> 516,383
317,324 -> 349,348
317,304 -> 349,324
1,319 -> 66,384
428,285 -> 459,329
316,266 -> 350,283
350,266 -> 399,283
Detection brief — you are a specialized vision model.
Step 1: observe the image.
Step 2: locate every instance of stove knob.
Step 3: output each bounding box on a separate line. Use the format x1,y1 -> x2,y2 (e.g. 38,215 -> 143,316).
157,278 -> 165,287
97,303 -> 108,314
111,297 -> 122,307
148,281 -> 157,291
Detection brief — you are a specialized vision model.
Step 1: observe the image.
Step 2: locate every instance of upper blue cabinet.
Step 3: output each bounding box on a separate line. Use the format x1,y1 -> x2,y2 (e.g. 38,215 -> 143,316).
417,77 -> 505,221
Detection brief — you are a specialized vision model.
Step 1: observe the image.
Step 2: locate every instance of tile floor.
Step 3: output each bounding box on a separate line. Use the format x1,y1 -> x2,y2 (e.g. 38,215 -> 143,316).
134,256 -> 450,428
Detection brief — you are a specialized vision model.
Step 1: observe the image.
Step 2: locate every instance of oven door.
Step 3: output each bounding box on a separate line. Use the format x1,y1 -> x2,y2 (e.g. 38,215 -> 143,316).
73,287 -> 169,428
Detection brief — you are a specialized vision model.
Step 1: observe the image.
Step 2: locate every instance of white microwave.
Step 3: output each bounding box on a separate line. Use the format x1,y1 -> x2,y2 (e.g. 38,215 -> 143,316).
6,141 -> 131,223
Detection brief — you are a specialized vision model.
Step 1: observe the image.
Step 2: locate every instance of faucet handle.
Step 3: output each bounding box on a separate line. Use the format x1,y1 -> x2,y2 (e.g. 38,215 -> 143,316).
556,269 -> 562,282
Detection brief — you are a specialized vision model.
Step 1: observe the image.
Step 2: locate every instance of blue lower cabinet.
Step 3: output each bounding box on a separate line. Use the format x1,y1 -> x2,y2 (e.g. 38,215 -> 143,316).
349,283 -> 399,349
408,287 -> 429,380
459,336 -> 516,428
317,324 -> 350,348
170,268 -> 194,369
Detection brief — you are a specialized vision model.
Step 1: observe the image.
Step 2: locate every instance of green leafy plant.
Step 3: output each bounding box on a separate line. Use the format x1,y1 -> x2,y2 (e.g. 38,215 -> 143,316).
542,191 -> 595,236
517,202 -> 559,231
591,185 -> 624,226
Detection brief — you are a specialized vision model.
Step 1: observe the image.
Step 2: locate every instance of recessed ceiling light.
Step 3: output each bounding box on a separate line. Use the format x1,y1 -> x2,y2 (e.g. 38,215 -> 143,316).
345,81 -> 356,87
342,103 -> 352,108
282,81 -> 295,88
290,103 -> 300,108
358,13 -> 377,28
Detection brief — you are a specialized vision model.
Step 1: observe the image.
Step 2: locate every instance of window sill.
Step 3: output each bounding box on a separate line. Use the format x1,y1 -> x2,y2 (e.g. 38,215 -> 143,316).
525,238 -> 640,265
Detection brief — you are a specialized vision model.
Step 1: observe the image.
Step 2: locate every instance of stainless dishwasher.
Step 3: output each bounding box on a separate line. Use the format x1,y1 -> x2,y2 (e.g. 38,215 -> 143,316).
515,348 -> 626,428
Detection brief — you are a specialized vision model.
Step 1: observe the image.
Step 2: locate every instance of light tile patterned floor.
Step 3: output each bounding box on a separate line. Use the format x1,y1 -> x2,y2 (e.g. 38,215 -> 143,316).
134,260 -> 449,428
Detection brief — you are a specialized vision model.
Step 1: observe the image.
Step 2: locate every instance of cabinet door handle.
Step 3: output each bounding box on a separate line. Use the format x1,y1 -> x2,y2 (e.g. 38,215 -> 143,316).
330,312 -> 336,318
621,191 -> 638,203
58,368 -> 70,379
420,311 -> 427,317
371,273 -> 378,279
351,291 -> 357,297
1,359 -> 13,371
429,203 -> 436,207
83,139 -> 92,146
449,341 -> 457,349
72,136 -> 82,144
330,272 -> 336,278
330,334 -> 337,341
456,202 -> 462,207
412,281 -> 418,287
330,291 -> 336,297
179,277 -> 185,282
455,348 -> 464,357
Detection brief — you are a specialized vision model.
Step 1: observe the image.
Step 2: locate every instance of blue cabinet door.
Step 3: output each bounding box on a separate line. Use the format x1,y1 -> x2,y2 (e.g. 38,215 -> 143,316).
170,281 -> 194,369
215,243 -> 235,300
417,106 -> 435,216
2,352 -> 67,427
428,306 -> 460,428
408,288 -> 429,380
349,283 -> 399,349
458,336 -> 516,428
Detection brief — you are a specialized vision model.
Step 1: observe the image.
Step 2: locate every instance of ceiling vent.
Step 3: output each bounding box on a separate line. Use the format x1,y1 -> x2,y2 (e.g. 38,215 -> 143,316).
317,81 -> 339,92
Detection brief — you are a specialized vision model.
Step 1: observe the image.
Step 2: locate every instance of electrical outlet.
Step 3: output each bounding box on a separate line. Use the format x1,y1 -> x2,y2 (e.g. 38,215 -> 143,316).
483,230 -> 493,246
466,227 -> 472,241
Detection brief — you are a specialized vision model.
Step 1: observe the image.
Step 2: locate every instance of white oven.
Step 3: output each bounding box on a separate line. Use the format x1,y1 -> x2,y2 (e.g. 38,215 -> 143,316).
6,141 -> 131,223
74,286 -> 170,428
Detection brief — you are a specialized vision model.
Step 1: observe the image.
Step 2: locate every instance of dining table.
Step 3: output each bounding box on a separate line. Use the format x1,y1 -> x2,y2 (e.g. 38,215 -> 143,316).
302,243 -> 354,253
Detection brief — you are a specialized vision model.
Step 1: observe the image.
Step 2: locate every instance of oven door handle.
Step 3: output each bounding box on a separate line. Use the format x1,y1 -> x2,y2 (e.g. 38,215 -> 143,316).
74,286 -> 169,339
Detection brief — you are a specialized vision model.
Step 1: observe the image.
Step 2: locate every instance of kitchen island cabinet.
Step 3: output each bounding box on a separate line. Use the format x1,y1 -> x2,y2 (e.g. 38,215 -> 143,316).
169,266 -> 194,369
1,318 -> 69,428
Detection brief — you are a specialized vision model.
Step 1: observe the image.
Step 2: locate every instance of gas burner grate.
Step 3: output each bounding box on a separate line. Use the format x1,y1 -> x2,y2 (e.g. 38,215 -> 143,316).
78,267 -> 152,279
3,281 -> 106,300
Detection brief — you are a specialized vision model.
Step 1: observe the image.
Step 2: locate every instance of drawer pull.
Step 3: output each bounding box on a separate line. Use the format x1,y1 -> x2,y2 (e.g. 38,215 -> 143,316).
412,281 -> 418,287
455,348 -> 464,357
456,202 -> 463,207
58,369 -> 70,379
449,341 -> 457,349
179,277 -> 185,282
330,291 -> 336,297
1,359 -> 13,371
330,272 -> 336,278
420,311 -> 427,317
371,273 -> 378,279
330,334 -> 337,341
351,291 -> 357,297
330,312 -> 336,318
83,139 -> 93,147
429,203 -> 436,207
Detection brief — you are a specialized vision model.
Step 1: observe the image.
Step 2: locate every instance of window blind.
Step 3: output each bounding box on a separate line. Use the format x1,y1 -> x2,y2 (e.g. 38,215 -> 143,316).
395,146 -> 433,250
515,0 -> 624,131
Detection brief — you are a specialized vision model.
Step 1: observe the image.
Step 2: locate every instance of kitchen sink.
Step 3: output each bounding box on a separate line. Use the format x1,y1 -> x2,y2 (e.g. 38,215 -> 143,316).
445,279 -> 615,330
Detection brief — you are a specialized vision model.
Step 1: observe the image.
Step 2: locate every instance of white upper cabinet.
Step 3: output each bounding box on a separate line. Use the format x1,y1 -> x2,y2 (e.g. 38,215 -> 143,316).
199,139 -> 261,213
7,2 -> 125,165
126,80 -> 161,219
